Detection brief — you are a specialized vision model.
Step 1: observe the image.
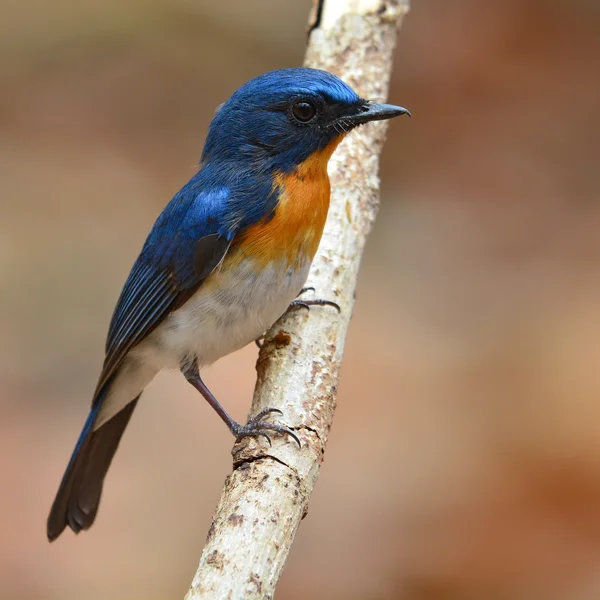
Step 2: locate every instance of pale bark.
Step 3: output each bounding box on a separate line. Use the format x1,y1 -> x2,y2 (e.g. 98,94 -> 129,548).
185,1 -> 410,598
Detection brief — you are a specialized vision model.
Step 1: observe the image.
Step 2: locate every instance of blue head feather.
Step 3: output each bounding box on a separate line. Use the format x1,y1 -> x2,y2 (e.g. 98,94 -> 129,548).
201,68 -> 363,173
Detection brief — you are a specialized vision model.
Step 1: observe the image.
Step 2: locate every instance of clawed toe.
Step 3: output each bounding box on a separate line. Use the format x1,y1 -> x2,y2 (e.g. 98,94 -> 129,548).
254,407 -> 283,419
298,286 -> 315,295
289,298 -> 340,312
231,408 -> 301,448
292,287 -> 340,312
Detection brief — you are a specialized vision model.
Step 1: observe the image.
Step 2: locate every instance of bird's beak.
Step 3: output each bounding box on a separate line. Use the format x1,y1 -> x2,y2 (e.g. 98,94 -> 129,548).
345,102 -> 411,126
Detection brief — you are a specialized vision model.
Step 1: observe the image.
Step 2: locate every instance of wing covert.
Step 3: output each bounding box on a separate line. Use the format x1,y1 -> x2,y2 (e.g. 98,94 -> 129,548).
95,184 -> 234,398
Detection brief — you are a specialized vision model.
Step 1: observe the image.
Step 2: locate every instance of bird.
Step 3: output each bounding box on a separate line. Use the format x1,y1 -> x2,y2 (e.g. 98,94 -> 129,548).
47,67 -> 410,541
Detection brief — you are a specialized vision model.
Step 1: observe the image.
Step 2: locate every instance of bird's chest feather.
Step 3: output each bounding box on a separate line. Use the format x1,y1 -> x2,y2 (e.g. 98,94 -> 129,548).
231,140 -> 340,268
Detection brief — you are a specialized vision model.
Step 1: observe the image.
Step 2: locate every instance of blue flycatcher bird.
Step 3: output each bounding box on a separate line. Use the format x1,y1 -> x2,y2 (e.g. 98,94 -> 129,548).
47,67 -> 409,541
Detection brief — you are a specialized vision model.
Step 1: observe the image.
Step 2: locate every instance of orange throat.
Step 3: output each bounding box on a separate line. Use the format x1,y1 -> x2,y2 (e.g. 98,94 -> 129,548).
234,135 -> 345,267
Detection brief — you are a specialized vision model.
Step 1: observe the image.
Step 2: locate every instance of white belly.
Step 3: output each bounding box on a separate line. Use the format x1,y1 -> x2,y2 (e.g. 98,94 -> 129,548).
136,256 -> 310,368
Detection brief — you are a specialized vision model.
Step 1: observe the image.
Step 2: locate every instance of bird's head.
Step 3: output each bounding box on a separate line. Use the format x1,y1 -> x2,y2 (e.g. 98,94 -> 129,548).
201,68 -> 410,173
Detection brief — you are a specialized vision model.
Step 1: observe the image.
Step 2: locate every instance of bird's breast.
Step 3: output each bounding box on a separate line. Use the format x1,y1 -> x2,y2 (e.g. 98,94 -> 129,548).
231,137 -> 344,268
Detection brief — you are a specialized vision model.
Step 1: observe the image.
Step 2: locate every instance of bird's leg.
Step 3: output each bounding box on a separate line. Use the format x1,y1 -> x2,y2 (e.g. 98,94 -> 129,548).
288,287 -> 341,313
181,359 -> 300,447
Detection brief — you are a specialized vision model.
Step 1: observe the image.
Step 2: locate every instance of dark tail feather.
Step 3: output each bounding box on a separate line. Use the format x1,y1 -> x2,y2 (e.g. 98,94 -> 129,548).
47,393 -> 140,542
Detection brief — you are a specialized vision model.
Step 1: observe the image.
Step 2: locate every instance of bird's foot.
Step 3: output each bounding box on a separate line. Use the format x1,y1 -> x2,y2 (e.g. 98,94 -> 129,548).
288,287 -> 340,313
256,289 -> 339,348
231,408 -> 301,448
289,298 -> 340,311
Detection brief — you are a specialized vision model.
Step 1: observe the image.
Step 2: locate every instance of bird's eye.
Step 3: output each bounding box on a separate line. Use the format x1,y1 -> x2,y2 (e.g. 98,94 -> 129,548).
291,101 -> 317,123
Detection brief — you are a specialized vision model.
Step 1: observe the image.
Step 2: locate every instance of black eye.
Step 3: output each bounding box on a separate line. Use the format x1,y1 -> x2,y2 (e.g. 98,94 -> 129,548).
291,101 -> 316,123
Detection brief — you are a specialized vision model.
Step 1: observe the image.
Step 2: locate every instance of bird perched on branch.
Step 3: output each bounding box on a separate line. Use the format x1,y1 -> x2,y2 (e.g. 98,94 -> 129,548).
47,67 -> 409,541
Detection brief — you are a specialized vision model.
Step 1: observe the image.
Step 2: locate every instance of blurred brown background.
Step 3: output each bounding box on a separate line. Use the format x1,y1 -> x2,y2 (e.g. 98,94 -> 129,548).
2,0 -> 600,598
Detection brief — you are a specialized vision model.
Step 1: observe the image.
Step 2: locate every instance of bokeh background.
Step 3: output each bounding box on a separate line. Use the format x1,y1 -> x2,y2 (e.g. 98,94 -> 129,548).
2,0 -> 600,598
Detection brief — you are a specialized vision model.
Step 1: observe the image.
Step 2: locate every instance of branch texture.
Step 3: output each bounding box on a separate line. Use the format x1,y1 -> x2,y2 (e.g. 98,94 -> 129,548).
185,1 -> 409,598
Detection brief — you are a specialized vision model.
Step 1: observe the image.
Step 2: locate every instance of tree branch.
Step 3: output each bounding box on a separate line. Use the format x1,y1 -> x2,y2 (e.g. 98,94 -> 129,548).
185,1 -> 410,598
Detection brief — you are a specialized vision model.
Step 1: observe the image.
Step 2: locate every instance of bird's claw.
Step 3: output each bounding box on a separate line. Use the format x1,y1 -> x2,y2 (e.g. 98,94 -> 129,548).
231,407 -> 301,448
290,286 -> 340,313
288,298 -> 341,313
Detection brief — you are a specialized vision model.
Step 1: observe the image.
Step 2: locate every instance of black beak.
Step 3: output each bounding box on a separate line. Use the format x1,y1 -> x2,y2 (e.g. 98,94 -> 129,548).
345,102 -> 411,126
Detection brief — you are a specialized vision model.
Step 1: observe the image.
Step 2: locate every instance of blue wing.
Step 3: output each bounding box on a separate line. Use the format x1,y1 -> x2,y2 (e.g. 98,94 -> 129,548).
94,182 -> 234,399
